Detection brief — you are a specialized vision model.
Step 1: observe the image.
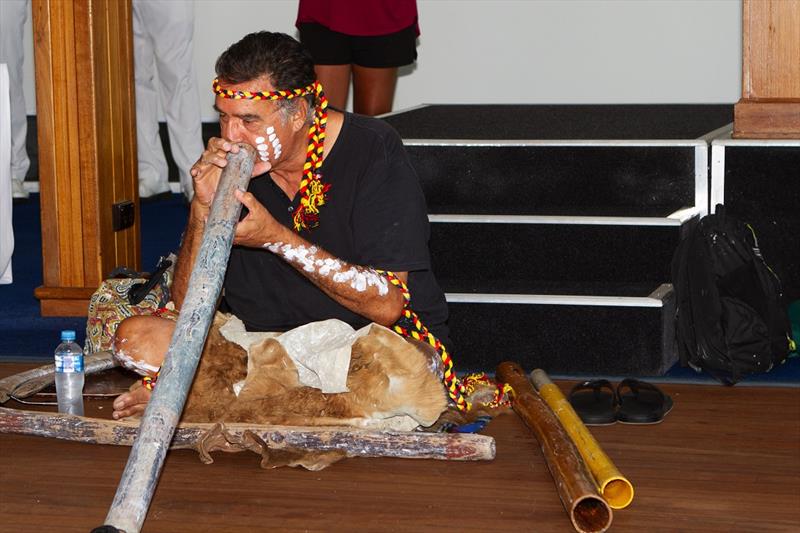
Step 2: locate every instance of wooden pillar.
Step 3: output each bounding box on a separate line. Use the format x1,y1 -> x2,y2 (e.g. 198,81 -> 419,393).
733,0 -> 800,139
32,0 -> 140,316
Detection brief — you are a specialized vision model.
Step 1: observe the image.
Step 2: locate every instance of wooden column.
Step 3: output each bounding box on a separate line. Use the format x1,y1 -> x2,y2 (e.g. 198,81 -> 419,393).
32,0 -> 140,316
733,0 -> 800,139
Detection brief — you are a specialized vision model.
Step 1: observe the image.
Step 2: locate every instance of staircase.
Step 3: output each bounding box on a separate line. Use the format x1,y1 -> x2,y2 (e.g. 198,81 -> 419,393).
711,131 -> 800,304
382,104 -> 733,376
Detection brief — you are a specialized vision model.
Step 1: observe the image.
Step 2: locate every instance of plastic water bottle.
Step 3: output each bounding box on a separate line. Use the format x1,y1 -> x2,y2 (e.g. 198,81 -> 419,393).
54,330 -> 85,416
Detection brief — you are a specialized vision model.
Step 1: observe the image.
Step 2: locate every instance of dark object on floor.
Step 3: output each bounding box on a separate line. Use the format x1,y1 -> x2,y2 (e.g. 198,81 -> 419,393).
36,367 -> 137,398
616,378 -> 673,424
568,379 -> 617,426
126,256 -> 173,305
671,204 -> 794,385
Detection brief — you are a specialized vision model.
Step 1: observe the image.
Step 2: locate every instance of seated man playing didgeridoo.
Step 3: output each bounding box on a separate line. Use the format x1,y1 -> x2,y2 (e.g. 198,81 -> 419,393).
111,31 -> 454,422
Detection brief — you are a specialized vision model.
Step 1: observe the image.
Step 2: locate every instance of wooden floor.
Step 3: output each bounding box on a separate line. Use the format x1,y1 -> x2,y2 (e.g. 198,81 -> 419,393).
0,363 -> 798,532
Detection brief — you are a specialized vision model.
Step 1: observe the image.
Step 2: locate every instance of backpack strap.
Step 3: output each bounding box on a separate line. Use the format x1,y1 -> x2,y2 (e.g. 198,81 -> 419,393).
127,257 -> 173,305
108,266 -> 143,279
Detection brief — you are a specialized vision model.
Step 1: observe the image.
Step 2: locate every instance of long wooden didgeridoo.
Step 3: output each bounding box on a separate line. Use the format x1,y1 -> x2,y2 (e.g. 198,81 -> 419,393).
0,352 -> 495,462
531,369 -> 634,509
0,406 -> 495,461
101,145 -> 256,533
496,362 -> 612,533
0,355 -> 494,463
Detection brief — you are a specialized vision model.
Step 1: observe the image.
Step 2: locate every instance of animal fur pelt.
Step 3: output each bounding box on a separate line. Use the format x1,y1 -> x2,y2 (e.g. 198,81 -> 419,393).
182,314 -> 448,430
172,314 -> 449,469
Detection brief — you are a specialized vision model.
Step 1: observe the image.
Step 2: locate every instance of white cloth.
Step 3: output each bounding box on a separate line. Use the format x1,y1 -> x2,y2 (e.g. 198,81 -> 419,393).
0,64 -> 14,284
0,0 -> 31,191
133,0 -> 203,198
219,316 -> 370,394
274,319 -> 371,393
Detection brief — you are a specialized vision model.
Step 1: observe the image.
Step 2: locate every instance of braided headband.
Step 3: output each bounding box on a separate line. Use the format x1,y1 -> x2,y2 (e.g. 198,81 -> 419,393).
212,78 -> 322,102
212,78 -> 329,231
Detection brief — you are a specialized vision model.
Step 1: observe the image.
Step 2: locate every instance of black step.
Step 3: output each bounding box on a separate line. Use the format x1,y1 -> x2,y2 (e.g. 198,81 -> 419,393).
382,104 -> 733,140
429,221 -> 685,287
445,285 -> 676,376
440,280 -> 659,297
407,143 -> 700,215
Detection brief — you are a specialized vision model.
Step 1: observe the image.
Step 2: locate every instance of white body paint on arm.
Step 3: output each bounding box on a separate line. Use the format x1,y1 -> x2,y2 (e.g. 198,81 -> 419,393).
263,242 -> 389,295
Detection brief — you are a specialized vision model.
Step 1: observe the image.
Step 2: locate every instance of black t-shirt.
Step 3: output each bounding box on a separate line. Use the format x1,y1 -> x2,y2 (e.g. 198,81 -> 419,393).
222,112 -> 452,349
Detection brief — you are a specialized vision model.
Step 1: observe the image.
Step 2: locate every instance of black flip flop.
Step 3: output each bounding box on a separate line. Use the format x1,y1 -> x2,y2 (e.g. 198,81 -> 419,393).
568,379 -> 617,425
616,378 -> 673,424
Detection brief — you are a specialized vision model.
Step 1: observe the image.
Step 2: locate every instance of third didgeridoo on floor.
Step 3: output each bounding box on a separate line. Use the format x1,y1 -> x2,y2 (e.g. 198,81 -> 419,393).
496,361 -> 612,533
531,368 -> 634,509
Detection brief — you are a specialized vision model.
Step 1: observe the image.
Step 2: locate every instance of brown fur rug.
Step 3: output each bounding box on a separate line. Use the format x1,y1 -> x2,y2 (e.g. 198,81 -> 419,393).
183,314 -> 447,428
173,314 -> 449,468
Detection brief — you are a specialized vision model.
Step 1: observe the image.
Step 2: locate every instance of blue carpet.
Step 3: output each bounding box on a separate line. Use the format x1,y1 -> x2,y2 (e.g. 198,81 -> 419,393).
1,194 -> 797,387
0,193 -> 186,362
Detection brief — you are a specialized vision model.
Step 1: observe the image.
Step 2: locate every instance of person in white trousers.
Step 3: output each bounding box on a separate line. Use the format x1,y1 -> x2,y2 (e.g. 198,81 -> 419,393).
0,0 -> 31,202
133,0 -> 203,201
1,64 -> 16,283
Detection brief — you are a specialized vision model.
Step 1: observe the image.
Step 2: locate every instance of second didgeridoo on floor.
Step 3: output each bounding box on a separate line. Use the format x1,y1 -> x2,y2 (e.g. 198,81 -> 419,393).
531,369 -> 634,509
496,362 -> 612,533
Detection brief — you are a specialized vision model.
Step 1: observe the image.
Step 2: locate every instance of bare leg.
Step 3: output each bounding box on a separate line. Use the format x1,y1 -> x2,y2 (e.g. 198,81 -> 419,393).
352,65 -> 398,116
111,315 -> 175,419
314,64 -> 351,110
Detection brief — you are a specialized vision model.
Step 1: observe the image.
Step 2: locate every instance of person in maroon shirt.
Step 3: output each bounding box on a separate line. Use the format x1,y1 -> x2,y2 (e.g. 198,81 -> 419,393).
296,0 -> 419,116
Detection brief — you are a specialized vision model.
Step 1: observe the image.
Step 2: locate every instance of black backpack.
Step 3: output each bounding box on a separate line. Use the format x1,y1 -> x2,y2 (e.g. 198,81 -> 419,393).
671,205 -> 794,385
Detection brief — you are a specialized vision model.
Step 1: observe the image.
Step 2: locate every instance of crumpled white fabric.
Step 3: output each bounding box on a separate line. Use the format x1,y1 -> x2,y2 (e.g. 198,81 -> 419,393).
218,316 -> 369,394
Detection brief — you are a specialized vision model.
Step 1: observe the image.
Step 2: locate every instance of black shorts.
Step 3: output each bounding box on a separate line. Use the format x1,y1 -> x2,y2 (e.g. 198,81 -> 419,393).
298,23 -> 418,68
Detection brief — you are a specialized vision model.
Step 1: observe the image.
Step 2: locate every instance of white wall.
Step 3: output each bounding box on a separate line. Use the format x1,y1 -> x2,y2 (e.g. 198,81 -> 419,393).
22,0 -> 742,121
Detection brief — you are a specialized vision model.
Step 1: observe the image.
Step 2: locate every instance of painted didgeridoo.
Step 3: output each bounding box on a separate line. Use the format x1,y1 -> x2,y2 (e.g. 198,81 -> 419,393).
531,369 -> 634,509
496,362 -> 612,533
101,145 -> 256,533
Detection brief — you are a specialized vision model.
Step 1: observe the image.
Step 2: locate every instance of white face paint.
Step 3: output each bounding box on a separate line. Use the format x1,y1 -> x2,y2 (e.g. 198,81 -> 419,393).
254,137 -> 269,162
271,134 -> 282,159
262,242 -> 389,295
258,125 -> 282,162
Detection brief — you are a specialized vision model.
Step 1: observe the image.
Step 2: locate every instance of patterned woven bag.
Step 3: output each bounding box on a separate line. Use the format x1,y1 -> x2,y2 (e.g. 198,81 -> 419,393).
85,256 -> 175,354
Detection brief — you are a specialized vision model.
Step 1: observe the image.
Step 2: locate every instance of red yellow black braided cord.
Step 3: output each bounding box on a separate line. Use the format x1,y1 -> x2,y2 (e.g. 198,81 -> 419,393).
142,371 -> 159,391
377,270 -> 511,412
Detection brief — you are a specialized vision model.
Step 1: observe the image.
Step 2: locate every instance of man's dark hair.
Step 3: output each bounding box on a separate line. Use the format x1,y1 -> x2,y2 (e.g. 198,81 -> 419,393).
215,32 -> 316,121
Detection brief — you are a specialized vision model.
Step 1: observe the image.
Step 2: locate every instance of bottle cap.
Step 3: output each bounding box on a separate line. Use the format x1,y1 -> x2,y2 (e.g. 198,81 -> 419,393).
61,330 -> 76,341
